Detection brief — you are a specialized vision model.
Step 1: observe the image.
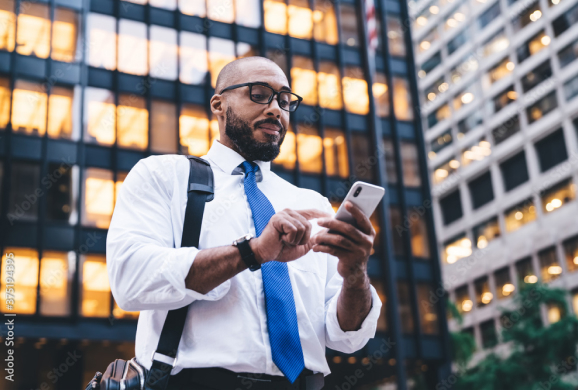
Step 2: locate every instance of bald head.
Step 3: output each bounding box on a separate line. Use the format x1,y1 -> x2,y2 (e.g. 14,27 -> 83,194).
215,56 -> 286,94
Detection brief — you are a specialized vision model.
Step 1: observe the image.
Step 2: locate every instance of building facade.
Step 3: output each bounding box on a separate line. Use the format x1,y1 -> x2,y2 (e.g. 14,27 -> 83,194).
410,0 -> 578,356
0,0 -> 449,388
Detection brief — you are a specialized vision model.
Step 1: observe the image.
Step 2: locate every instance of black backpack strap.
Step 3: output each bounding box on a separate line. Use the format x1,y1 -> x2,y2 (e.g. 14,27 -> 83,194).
145,156 -> 214,390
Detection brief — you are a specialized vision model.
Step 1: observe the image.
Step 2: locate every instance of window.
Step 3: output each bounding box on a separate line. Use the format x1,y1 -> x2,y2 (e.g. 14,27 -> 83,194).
82,168 -> 125,229
370,278 -> 387,332
517,30 -> 550,63
381,138 -> 398,184
180,32 -> 208,85
489,86 -> 516,114
342,67 -> 369,115
291,56 -> 317,106
0,77 -> 10,130
564,235 -> 578,273
318,61 -> 342,110
149,25 -> 178,80
40,251 -> 73,316
443,234 -> 472,264
1,249 -> 39,314
0,0 -> 15,52
504,198 -> 536,232
419,27 -> 439,53
264,0 -> 287,34
425,77 -> 448,103
547,302 -> 565,323
475,277 -> 493,307
419,52 -> 441,78
52,8 -> 78,63
473,217 -> 500,249
48,85 -> 78,140
414,6 -> 434,31
235,0 -> 261,28
541,178 -> 575,213
457,111 -> 482,136
393,78 -> 414,121
485,57 -> 515,86
389,206 -> 406,257
118,19 -> 147,76
480,320 -> 497,349
151,100 -> 177,154
46,162 -> 76,224
273,127 -> 296,170
539,247 -> 562,282
558,40 -> 578,68
339,3 -> 360,47
179,0 -> 206,16
492,115 -> 520,144
209,37 -> 235,88
11,79 -> 47,137
448,27 -> 469,55
445,2 -> 468,31
287,0 -> 313,39
297,124 -> 322,174
512,1 -> 541,32
387,14 -> 407,57
408,209 -> 430,258
552,2 -> 578,37
469,171 -> 494,209
453,83 -> 478,111
521,61 -> 552,93
207,0 -> 234,23
482,29 -> 508,58
516,257 -> 538,284
117,94 -> 148,150
429,129 -> 452,156
179,104 -> 210,156
351,133 -> 375,182
535,129 -> 567,172
440,190 -> 463,225
16,3 -> 49,58
494,267 -> 515,299
417,284 -> 439,334
80,254 -> 111,317
500,151 -> 529,191
478,1 -> 500,29
451,55 -> 478,84
323,127 -> 348,178
433,158 -> 460,185
397,282 -> 414,333
400,143 -> 421,187
564,74 -> 578,101
267,50 -> 288,76
8,162 -> 40,222
313,0 -> 339,45
373,73 -> 389,118
427,104 -> 450,128
455,285 -> 473,314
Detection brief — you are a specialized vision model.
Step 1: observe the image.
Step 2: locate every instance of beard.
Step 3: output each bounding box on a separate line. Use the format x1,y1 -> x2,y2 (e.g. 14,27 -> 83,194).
225,106 -> 285,162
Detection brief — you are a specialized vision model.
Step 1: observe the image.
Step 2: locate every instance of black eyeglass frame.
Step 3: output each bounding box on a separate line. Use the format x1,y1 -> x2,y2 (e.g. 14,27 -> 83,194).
219,82 -> 303,112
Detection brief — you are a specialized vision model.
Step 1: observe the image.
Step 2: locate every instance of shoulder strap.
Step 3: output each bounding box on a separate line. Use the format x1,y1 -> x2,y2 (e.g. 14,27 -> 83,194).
145,156 -> 214,390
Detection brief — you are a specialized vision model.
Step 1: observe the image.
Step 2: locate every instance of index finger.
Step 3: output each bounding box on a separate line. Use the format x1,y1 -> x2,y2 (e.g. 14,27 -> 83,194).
345,201 -> 373,235
295,209 -> 333,220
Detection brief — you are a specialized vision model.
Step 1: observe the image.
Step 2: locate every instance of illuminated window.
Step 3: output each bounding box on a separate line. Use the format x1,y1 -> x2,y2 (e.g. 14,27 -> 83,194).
87,13 -> 116,70
483,29 -> 509,58
8,162 -> 39,221
113,300 -> 139,320
389,206 -> 405,256
273,127 -> 296,170
297,124 -> 322,174
339,3 -> 360,47
397,281 -> 414,333
400,143 -> 421,187
408,209 -> 430,258
11,79 -> 47,137
564,236 -> 578,273
324,127 -> 348,178
292,56 -> 317,106
494,267 -> 515,299
150,25 -> 178,80
443,234 -> 472,264
419,27 -> 438,53
52,8 -> 78,63
40,251 -> 72,316
151,100 -> 177,154
485,57 -> 514,86
80,255 -> 111,317
82,168 -> 125,229
393,78 -> 414,121
179,0 -> 206,16
343,67 -> 369,115
0,77 -> 10,130
513,1 -> 541,32
427,104 -> 450,128
118,19 -> 148,76
370,278 -> 387,332
413,8 -> 430,31
417,283 -> 439,334
264,0 -> 287,35
429,130 -> 452,158
387,14 -> 406,57
455,285 -> 473,314
84,87 -> 115,146
352,134 -> 375,182
0,248 -> 39,314
237,42 -> 257,59
0,0 -> 15,52
451,54 -> 478,84
547,302 -> 565,323
235,0 -> 261,28
180,32 -> 208,85
117,94 -> 148,150
381,138 -> 398,184
318,61 -> 342,110
287,0 -> 313,39
517,30 -> 549,63
504,198 -> 536,232
516,257 -> 537,284
207,0 -> 234,23
150,0 -> 177,9
313,0 -> 338,45
541,178 -> 575,214
46,162 -> 76,223
457,111 -> 482,137
462,138 -> 491,166
424,77 -> 447,103
370,207 -> 382,255
209,37 -> 235,88
179,104 -> 210,156
490,85 -> 516,114
527,91 -> 557,124
539,247 -> 562,283
473,217 -> 500,249
433,158 -> 459,185
374,73 -> 389,118
16,2 -> 49,58
445,3 -> 467,31
453,83 -> 477,111
474,276 -> 492,307
48,85 -> 77,140
480,320 -> 497,349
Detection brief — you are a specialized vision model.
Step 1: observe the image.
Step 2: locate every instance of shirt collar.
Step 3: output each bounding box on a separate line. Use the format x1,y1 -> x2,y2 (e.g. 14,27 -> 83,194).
204,139 -> 271,182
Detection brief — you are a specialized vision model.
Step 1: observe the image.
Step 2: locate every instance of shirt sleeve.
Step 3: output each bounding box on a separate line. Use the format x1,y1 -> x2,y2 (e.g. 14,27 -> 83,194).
106,156 -> 230,312
320,196 -> 383,353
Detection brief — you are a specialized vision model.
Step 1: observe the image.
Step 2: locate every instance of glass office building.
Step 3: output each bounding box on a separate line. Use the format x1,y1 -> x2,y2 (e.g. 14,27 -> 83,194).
0,0 -> 449,388
410,0 -> 578,361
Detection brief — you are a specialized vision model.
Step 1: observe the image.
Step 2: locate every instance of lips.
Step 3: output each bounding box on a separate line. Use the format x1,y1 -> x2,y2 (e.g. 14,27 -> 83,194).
258,124 -> 281,135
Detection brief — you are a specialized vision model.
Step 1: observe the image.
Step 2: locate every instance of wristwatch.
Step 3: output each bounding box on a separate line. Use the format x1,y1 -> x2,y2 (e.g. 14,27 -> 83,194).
232,233 -> 261,271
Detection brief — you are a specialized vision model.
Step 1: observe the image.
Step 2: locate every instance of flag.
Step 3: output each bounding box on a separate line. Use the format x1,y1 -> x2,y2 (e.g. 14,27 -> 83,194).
365,0 -> 378,53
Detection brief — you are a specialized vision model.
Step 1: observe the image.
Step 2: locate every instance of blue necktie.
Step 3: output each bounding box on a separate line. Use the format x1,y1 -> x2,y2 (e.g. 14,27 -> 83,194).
240,161 -> 305,383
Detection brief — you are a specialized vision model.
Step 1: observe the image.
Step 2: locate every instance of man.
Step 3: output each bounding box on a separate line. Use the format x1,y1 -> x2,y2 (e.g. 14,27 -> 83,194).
107,56 -> 382,390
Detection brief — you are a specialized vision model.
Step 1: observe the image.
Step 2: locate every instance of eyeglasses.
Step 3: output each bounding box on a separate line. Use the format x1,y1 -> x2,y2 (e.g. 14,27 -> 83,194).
219,82 -> 303,112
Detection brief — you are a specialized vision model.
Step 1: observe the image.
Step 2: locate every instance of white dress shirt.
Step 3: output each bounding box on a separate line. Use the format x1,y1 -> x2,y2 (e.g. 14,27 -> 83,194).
107,139 -> 382,376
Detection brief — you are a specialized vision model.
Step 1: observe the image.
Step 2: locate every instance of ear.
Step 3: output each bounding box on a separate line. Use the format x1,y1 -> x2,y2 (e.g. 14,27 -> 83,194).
210,94 -> 224,116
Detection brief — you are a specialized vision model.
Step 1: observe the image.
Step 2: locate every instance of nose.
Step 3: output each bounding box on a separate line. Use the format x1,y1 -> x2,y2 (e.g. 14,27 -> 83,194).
265,95 -> 282,119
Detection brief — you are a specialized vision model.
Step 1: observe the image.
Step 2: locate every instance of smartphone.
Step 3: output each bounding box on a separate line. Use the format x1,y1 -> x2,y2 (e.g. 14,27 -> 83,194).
333,181 -> 385,228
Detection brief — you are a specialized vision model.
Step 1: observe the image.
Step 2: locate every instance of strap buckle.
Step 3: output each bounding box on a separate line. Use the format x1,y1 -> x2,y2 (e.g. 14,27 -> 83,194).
151,351 -> 178,368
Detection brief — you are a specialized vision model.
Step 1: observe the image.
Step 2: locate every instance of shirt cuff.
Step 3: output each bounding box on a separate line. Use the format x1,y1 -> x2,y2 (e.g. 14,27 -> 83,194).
325,284 -> 382,344
162,246 -> 231,302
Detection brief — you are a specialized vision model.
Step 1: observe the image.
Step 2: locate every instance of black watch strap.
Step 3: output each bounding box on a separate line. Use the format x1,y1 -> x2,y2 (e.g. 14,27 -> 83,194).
234,235 -> 261,271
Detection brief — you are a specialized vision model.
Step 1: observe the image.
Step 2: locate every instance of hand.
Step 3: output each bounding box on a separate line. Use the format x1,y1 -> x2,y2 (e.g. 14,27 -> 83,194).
250,208 -> 332,263
310,201 -> 376,287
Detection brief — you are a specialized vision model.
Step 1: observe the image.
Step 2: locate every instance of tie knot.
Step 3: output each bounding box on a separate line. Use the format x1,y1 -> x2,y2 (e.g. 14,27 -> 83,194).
241,161 -> 258,174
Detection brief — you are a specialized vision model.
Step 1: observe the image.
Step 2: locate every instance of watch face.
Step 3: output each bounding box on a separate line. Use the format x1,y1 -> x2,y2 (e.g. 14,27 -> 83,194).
234,233 -> 252,244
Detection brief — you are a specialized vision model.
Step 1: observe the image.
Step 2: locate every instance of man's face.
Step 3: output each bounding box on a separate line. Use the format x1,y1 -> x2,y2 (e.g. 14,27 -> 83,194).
221,62 -> 291,162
